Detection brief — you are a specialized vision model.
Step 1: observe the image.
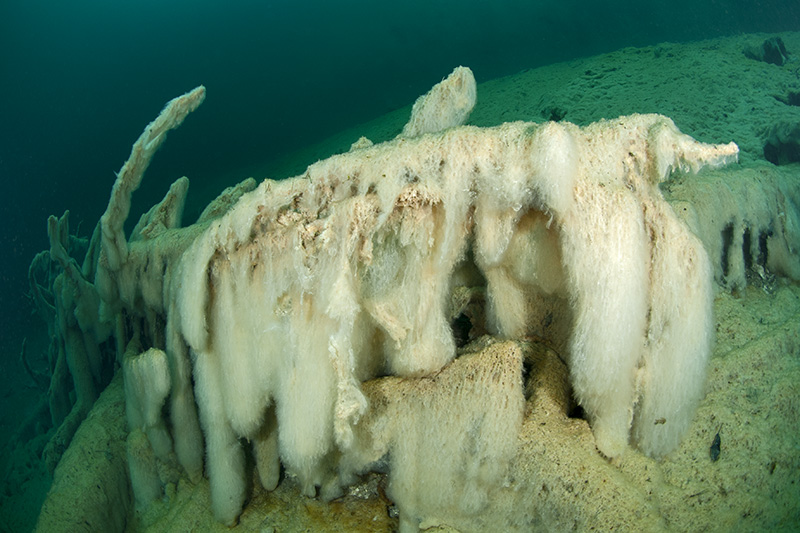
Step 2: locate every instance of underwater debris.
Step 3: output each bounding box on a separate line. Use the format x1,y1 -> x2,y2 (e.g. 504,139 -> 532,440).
744,36 -> 790,66
710,430 -> 722,462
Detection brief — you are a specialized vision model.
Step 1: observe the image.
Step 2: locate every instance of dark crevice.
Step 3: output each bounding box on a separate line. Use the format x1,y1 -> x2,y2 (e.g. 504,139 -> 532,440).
720,222 -> 735,278
774,91 -> 800,106
568,404 -> 585,420
742,228 -> 753,271
542,106 -> 567,122
764,137 -> 800,165
757,229 -> 771,268
451,313 -> 473,348
521,356 -> 534,401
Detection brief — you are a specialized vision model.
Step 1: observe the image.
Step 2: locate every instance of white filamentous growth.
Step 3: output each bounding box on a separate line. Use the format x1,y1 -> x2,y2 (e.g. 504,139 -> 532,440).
401,66 -> 477,138
170,111 -> 736,522
90,70 -> 746,528
122,347 -> 172,507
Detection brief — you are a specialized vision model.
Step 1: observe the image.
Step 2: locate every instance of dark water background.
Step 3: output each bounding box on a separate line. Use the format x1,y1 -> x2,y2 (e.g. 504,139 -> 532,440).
1,0 -> 799,366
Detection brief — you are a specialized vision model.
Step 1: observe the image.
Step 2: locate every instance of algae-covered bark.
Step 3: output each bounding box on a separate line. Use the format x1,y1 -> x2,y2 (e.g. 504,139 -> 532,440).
30,87 -> 208,474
